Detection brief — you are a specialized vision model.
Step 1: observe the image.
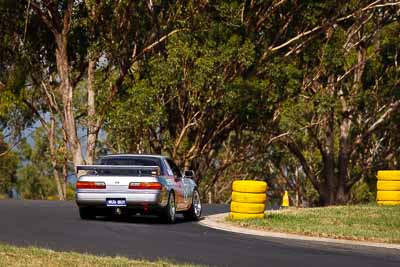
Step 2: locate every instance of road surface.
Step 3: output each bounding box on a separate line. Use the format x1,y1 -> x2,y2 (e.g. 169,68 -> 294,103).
0,200 -> 399,267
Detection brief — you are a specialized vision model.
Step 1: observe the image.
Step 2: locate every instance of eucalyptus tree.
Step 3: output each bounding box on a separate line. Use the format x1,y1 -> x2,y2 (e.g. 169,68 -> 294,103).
0,0 -> 36,143
2,0 -> 399,204
0,0 -> 186,199
273,1 -> 400,205
16,128 -> 59,200
104,1 -> 276,187
21,0 -> 184,169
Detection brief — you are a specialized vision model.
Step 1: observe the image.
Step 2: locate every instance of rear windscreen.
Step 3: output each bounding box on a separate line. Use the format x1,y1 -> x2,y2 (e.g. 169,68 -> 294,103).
93,157 -> 162,176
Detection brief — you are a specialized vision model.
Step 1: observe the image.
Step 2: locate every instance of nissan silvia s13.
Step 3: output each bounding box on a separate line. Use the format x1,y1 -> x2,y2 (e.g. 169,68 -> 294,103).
75,154 -> 202,223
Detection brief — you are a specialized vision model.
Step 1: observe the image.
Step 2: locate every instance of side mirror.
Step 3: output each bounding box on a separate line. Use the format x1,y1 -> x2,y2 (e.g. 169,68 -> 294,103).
184,170 -> 195,178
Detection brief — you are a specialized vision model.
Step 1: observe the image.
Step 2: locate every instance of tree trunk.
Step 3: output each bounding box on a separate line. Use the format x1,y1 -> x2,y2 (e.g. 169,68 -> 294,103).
336,85 -> 354,204
337,117 -> 351,203
86,56 -> 99,165
62,128 -> 69,198
48,113 -> 65,200
55,34 -> 84,169
295,166 -> 301,207
322,109 -> 336,205
337,46 -> 366,203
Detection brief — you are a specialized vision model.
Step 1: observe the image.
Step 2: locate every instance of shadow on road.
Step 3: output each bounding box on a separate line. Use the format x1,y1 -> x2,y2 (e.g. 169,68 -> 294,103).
94,214 -> 194,225
83,203 -> 228,225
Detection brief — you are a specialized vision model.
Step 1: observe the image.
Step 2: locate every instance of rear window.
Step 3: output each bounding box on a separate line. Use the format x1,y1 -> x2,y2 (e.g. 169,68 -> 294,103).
94,156 -> 162,176
100,157 -> 161,166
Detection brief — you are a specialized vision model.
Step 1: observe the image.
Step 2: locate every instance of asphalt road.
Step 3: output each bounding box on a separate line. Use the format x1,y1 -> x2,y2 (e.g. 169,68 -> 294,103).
0,200 -> 399,267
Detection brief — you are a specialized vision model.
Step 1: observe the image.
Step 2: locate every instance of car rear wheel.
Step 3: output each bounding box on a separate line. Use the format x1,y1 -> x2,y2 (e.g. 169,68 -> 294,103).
161,191 -> 176,224
79,207 -> 96,220
183,189 -> 202,221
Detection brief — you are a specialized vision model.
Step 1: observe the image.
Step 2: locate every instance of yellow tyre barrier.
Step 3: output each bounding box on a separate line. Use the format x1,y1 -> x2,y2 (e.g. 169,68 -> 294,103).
377,200 -> 400,206
377,171 -> 400,181
377,181 -> 400,191
232,180 -> 267,193
230,201 -> 265,214
230,212 -> 264,220
230,180 -> 267,219
376,191 -> 400,201
232,191 -> 266,204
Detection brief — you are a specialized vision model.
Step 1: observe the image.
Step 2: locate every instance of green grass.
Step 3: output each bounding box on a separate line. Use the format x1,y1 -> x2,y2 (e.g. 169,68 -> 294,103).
227,204 -> 400,244
0,243 -> 203,267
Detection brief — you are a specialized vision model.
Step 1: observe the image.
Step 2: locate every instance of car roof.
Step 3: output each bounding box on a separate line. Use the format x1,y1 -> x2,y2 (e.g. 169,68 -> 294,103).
100,154 -> 166,159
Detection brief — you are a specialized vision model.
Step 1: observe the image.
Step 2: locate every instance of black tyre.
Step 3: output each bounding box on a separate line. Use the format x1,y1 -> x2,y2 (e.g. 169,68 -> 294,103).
161,191 -> 176,224
79,207 -> 96,220
183,189 -> 202,221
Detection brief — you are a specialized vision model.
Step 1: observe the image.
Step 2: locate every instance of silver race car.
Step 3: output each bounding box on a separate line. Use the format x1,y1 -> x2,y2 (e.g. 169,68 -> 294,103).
75,154 -> 202,223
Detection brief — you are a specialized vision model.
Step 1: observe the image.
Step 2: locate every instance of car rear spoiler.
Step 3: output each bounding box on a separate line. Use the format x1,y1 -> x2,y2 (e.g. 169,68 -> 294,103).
76,165 -> 160,176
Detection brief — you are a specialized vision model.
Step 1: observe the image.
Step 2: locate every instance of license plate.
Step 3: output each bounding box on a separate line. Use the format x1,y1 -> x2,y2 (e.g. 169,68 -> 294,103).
106,199 -> 127,207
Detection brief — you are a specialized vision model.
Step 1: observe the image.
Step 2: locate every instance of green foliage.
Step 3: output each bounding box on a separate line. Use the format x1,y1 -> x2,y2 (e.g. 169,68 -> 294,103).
303,179 -> 320,207
272,1 -> 400,205
17,165 -> 56,200
0,137 -> 19,195
105,78 -> 164,152
0,0 -> 399,205
349,180 -> 375,204
16,128 -> 58,200
66,184 -> 76,201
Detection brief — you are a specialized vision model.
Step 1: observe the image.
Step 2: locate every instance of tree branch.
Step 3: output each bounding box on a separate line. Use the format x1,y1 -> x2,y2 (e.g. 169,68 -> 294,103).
269,24 -> 322,52
173,111 -> 200,158
0,136 -> 27,158
284,138 -> 320,191
367,100 -> 400,134
62,0 -> 73,35
267,0 -> 397,54
22,99 -> 49,132
30,1 -> 58,36
131,28 -> 188,61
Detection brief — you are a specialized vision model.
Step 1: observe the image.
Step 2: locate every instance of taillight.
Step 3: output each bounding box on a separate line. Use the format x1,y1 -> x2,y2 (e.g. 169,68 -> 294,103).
76,181 -> 106,189
129,182 -> 162,190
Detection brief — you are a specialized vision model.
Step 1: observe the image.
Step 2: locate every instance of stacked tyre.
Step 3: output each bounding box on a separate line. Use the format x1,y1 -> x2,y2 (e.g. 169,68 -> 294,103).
230,180 -> 267,219
377,171 -> 400,205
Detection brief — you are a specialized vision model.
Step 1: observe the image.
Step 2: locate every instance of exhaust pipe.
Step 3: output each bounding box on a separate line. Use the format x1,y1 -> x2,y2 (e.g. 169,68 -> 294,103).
115,208 -> 122,215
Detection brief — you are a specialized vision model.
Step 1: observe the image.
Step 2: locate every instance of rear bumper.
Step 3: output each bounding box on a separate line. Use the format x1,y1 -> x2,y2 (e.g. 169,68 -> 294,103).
76,190 -> 167,208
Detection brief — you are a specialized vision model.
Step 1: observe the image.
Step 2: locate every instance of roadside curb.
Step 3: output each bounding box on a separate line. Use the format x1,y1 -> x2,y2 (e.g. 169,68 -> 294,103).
199,213 -> 400,250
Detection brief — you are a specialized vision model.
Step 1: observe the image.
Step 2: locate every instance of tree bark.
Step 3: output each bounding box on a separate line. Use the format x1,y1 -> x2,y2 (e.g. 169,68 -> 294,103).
49,112 -> 65,200
55,33 -> 84,169
337,46 -> 366,203
321,110 -> 336,205
31,0 -> 84,170
86,56 -> 99,165
62,128 -> 68,198
337,116 -> 351,203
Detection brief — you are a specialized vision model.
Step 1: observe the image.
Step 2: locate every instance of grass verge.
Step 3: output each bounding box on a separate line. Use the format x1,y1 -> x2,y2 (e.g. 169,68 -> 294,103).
0,243 -> 202,267
226,204 -> 400,244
